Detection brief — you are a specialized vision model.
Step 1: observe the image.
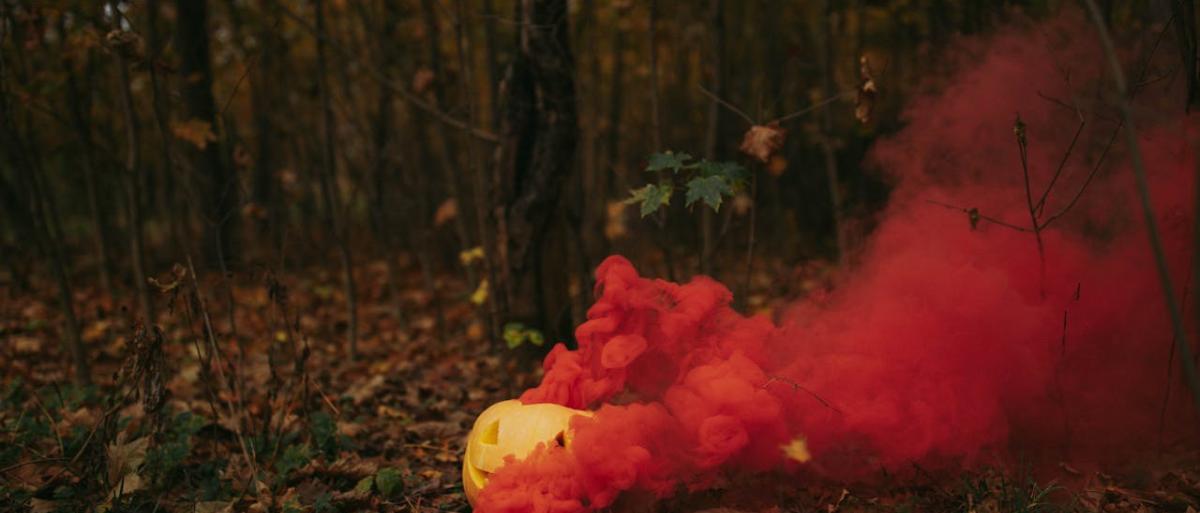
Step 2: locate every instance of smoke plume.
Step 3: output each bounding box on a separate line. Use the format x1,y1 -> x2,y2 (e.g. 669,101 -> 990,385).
475,12 -> 1198,513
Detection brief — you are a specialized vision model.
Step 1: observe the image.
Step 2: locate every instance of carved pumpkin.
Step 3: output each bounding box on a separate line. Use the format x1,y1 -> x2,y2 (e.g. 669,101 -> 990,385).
462,399 -> 592,505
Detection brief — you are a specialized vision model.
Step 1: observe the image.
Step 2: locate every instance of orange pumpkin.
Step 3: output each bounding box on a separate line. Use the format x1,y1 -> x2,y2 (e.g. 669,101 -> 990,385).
462,399 -> 592,505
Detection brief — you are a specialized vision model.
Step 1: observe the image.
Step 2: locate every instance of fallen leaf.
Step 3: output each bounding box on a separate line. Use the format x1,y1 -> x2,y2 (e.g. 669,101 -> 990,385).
344,374 -> 386,405
12,336 -> 41,354
194,501 -> 232,513
781,436 -> 811,463
107,435 -> 149,485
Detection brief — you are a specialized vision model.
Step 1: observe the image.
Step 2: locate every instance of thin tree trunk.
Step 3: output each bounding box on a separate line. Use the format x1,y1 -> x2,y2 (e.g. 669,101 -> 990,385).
65,60 -> 116,301
314,0 -> 359,359
700,0 -> 725,276
110,2 -> 155,324
605,7 -> 627,195
421,0 -> 477,286
362,1 -> 408,325
1172,0 -> 1200,112
147,0 -> 190,264
817,0 -> 846,265
0,10 -> 89,384
482,0 -> 501,128
648,0 -> 662,152
176,0 -> 238,268
454,0 -> 499,340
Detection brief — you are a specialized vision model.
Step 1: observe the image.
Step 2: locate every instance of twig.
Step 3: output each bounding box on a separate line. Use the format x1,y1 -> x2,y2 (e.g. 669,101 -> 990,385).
697,84 -> 755,126
1034,119 -> 1086,216
762,375 -> 842,415
1014,115 -> 1047,294
925,199 -> 1032,232
773,91 -> 854,124
1038,119 -> 1122,229
1084,0 -> 1200,417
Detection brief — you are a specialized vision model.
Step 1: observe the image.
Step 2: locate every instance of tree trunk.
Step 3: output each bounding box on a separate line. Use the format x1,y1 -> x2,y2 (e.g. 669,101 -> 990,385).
420,0 -> 477,286
314,0 -> 359,359
175,0 -> 238,268
110,2 -> 155,324
817,0 -> 846,265
1171,0 -> 1200,112
65,59 -> 116,301
0,17 -> 90,384
491,0 -> 579,332
700,0 -> 726,276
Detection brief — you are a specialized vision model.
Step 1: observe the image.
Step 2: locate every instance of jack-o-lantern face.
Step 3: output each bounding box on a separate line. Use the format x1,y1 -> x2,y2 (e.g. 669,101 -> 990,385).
462,399 -> 592,505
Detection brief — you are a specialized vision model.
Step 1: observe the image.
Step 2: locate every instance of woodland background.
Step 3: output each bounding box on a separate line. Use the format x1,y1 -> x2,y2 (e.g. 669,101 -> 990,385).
2,1 -> 1198,512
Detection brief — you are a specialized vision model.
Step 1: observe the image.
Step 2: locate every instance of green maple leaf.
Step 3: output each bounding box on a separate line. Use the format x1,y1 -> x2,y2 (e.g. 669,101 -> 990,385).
625,183 -> 673,217
696,160 -> 747,182
645,151 -> 692,173
685,175 -> 732,211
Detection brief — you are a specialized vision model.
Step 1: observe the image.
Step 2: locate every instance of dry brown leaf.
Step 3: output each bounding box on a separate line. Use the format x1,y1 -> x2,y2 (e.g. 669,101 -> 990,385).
171,119 -> 217,150
605,200 -> 629,240
346,374 -> 386,405
29,499 -> 57,513
412,68 -> 436,94
434,198 -> 458,227
194,501 -> 232,513
739,123 -> 786,163
107,435 -> 149,484
12,335 -> 41,354
767,155 -> 788,176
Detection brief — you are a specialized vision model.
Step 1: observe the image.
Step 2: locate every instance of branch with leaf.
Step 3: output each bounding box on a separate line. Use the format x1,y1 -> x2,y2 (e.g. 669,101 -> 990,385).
625,151 -> 748,217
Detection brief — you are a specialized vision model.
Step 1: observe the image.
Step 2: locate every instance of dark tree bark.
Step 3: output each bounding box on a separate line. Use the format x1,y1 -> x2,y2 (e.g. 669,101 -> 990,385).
1171,0 -> 1200,111
420,0 -> 477,283
64,54 -> 116,300
175,0 -> 238,268
817,0 -> 846,265
0,29 -> 90,384
109,1 -> 155,324
491,0 -> 579,331
700,0 -> 726,276
314,0 -> 359,359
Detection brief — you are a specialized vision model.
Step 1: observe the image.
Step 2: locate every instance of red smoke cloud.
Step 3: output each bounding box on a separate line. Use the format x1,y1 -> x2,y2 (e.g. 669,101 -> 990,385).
475,12 -> 1198,513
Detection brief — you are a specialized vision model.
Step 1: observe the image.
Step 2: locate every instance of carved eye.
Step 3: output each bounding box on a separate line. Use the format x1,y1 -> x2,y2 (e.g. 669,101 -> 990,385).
479,420 -> 500,445
553,431 -> 566,447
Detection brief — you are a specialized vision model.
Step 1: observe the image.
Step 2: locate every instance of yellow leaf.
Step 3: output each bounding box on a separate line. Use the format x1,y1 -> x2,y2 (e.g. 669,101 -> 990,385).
470,279 -> 489,306
781,436 -> 811,463
171,119 -> 217,150
459,246 -> 485,266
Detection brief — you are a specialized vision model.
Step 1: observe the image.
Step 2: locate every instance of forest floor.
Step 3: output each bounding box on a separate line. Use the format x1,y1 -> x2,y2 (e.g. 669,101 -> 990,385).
2,256 -> 1199,513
